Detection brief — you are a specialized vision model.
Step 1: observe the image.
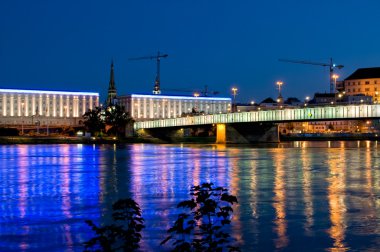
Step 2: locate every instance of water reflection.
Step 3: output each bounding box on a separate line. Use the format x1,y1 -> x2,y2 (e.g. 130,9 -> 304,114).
301,148 -> 314,236
272,149 -> 289,249
0,144 -> 102,251
327,148 -> 348,251
0,142 -> 380,251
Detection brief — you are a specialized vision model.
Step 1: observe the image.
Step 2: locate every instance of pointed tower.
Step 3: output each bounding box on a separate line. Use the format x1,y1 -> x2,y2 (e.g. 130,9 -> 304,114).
107,61 -> 117,106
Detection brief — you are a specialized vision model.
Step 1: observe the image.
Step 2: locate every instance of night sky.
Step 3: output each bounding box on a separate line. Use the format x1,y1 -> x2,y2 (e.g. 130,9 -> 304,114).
1,0 -> 380,103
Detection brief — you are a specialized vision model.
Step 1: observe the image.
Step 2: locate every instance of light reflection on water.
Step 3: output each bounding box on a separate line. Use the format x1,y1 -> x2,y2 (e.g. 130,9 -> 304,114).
0,142 -> 379,251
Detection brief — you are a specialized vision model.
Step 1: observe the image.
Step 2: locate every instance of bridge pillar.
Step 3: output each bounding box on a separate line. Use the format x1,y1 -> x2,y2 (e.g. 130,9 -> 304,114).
216,124 -> 226,144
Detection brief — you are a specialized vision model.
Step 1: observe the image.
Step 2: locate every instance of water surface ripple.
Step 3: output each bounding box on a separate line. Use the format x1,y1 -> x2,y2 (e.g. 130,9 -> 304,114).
0,141 -> 379,251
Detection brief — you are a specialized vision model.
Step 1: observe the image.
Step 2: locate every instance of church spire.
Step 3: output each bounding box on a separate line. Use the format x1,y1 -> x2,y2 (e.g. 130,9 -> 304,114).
107,60 -> 117,106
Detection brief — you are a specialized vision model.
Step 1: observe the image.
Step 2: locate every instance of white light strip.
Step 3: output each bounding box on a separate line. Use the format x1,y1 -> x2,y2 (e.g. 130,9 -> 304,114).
129,94 -> 231,101
0,88 -> 99,96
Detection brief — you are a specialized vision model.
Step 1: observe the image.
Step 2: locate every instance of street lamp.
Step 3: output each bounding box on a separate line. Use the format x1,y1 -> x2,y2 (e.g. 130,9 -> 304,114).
332,74 -> 339,92
304,96 -> 310,107
231,87 -> 238,112
276,81 -> 283,103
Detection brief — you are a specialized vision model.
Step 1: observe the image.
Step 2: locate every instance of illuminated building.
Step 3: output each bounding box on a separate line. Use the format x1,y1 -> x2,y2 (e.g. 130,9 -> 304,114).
0,88 -> 99,126
344,67 -> 380,103
118,94 -> 231,121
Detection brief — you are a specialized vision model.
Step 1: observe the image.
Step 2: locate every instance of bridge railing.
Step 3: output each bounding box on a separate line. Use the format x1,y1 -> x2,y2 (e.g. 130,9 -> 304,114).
134,104 -> 380,130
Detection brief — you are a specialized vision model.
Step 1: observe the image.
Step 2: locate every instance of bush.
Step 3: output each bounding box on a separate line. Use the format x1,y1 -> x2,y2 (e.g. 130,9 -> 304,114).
83,198 -> 145,252
161,183 -> 240,252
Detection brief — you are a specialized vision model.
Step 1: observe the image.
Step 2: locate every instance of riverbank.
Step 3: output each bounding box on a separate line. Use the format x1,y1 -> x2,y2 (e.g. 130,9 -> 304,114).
0,136 -> 216,144
280,132 -> 380,141
2,133 -> 380,144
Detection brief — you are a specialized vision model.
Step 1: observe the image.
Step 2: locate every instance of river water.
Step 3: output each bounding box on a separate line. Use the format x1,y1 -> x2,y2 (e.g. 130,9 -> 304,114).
0,142 -> 379,251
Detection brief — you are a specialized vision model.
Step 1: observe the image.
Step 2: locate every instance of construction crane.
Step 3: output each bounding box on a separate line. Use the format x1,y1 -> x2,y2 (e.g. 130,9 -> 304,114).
278,58 -> 344,93
129,51 -> 168,94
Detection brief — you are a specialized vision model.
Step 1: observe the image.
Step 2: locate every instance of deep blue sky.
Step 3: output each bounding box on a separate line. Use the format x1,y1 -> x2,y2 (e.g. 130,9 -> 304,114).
1,1 -> 380,103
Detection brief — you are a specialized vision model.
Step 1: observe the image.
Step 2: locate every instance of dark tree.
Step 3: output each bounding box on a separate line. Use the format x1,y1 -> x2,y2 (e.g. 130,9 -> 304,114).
83,107 -> 105,135
161,183 -> 240,252
105,105 -> 133,137
84,198 -> 145,252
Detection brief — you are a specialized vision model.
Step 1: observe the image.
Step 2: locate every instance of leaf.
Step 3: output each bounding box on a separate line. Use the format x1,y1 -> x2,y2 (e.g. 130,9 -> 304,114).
160,235 -> 172,245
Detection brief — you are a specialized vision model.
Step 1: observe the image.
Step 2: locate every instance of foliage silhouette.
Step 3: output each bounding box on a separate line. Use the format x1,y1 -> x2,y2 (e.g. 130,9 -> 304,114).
83,107 -> 105,135
105,105 -> 134,137
83,198 -> 144,252
161,182 -> 240,252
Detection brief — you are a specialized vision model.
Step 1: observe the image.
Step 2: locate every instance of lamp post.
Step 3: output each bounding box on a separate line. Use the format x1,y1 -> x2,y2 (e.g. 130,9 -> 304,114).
276,81 -> 283,104
332,74 -> 339,93
304,96 -> 310,107
231,87 -> 238,112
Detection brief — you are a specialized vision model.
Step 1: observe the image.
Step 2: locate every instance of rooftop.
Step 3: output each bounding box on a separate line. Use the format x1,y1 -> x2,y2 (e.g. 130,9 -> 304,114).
345,67 -> 380,80
118,93 -> 231,101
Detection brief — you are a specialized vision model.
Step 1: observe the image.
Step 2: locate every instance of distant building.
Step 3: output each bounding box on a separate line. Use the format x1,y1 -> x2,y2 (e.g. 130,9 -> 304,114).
0,88 -> 99,127
336,80 -> 344,92
312,93 -> 336,104
344,67 -> 380,103
259,97 -> 278,108
343,94 -> 372,104
106,61 -> 117,106
118,94 -> 231,121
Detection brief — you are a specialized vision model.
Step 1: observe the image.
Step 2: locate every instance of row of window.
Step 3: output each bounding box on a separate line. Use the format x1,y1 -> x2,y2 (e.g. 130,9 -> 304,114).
347,87 -> 377,92
346,80 -> 378,86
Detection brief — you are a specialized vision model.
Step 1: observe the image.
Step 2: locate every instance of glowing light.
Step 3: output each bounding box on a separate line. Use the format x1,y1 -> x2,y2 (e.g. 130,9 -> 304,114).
0,88 -> 98,96
130,93 -> 231,101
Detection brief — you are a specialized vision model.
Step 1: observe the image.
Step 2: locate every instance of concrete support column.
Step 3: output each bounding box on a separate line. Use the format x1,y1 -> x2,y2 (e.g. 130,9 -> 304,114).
216,124 -> 226,144
25,96 -> 29,117
46,95 -> 50,116
53,95 -> 57,117
39,95 -> 43,116
150,99 -> 154,119
2,94 -> 6,116
143,98 -> 147,119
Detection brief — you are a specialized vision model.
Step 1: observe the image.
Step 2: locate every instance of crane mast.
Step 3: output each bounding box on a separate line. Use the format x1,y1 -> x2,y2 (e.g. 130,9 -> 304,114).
279,58 -> 343,93
129,51 -> 168,94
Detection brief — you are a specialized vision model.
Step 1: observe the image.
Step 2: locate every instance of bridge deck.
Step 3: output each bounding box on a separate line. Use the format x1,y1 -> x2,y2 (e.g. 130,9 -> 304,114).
134,104 -> 380,130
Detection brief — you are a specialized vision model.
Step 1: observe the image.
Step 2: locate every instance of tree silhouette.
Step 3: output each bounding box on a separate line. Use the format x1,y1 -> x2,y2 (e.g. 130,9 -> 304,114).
105,105 -> 133,137
161,183 -> 240,252
83,107 -> 105,135
84,198 -> 145,252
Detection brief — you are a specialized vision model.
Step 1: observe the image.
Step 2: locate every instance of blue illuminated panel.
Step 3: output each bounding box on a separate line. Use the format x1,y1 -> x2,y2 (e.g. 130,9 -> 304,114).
130,93 -> 231,101
0,88 -> 99,96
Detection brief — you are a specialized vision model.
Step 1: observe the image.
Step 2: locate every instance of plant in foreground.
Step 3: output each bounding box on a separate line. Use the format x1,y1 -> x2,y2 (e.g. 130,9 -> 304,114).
83,198 -> 144,252
161,182 -> 240,251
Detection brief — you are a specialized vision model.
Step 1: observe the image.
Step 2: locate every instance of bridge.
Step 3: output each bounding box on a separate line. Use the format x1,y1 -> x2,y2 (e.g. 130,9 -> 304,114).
134,104 -> 380,143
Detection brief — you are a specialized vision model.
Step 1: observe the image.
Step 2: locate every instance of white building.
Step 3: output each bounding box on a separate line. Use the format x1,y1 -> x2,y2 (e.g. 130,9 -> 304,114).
118,94 -> 231,121
0,88 -> 99,127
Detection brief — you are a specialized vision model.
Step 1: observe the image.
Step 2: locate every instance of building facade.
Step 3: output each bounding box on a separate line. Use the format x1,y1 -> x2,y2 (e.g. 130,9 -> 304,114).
0,88 -> 99,127
118,94 -> 231,121
344,67 -> 380,103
